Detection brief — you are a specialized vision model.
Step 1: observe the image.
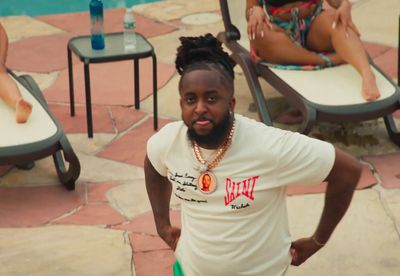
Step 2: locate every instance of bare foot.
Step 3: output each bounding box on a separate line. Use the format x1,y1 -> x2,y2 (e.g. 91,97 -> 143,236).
15,98 -> 32,123
361,72 -> 380,101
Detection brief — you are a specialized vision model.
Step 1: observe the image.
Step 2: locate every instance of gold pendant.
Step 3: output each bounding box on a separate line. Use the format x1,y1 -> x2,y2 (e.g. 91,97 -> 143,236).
197,171 -> 217,194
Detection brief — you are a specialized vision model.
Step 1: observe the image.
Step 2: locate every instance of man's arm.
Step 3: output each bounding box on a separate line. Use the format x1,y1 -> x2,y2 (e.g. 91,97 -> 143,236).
144,155 -> 181,250
291,147 -> 362,266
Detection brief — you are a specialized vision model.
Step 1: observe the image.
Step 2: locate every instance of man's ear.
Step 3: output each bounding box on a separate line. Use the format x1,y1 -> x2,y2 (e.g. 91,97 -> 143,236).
179,96 -> 184,109
229,96 -> 236,112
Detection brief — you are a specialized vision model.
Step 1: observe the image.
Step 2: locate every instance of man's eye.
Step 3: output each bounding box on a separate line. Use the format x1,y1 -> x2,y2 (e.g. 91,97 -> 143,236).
186,97 -> 195,104
207,96 -> 216,102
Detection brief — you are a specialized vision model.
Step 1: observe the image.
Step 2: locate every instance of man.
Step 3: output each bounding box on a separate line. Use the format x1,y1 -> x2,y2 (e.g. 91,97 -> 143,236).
199,173 -> 213,193
0,22 -> 32,123
144,33 -> 362,275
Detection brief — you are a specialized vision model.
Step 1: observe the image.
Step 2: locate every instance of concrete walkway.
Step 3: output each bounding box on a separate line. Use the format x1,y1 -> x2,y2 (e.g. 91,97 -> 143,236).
0,0 -> 399,275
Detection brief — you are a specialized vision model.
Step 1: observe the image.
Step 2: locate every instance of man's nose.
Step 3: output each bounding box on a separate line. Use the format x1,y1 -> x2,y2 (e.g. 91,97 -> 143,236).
194,100 -> 207,114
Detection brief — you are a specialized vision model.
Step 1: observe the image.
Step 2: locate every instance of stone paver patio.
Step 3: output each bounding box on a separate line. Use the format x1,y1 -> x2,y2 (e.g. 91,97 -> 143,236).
0,0 -> 399,275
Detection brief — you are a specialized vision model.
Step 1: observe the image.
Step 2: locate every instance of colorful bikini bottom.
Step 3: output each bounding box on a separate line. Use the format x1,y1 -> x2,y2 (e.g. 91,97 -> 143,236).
256,0 -> 333,70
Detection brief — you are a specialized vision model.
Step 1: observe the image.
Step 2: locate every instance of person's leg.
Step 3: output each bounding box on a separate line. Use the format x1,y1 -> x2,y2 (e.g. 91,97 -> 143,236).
306,10 -> 380,101
0,64 -> 32,123
0,24 -> 32,123
250,23 -> 343,66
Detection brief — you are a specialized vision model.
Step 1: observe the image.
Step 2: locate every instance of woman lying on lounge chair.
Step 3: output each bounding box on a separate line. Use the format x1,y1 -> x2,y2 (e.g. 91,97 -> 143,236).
246,0 -> 380,101
0,22 -> 32,123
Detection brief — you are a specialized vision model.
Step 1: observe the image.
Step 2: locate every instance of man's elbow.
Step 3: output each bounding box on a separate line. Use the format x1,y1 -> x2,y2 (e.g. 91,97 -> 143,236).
327,148 -> 363,192
347,159 -> 362,190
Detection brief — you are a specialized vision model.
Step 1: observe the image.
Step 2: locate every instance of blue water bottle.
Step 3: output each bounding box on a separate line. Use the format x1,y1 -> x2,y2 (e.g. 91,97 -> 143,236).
89,0 -> 105,50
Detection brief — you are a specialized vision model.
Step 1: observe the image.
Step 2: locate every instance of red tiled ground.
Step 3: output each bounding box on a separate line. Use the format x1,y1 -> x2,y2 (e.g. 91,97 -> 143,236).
36,9 -> 177,37
0,165 -> 13,177
87,182 -> 120,202
133,250 -> 175,276
130,233 -> 170,252
54,203 -> 127,225
286,164 -> 377,195
113,209 -> 181,235
0,185 -> 85,227
125,210 -> 181,276
110,106 -> 148,132
49,104 -> 116,134
8,34 -> 75,73
363,42 -> 391,59
44,60 -> 175,106
373,47 -> 398,80
48,104 -> 147,134
115,210 -> 181,276
363,153 -> 400,189
97,118 -> 173,166
8,9 -> 177,74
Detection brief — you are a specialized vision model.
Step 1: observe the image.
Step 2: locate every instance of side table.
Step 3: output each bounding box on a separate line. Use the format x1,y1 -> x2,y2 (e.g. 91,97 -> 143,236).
67,32 -> 158,138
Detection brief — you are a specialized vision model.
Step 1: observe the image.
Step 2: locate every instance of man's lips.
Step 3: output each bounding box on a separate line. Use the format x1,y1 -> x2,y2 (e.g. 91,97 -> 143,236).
195,120 -> 211,126
193,117 -> 212,126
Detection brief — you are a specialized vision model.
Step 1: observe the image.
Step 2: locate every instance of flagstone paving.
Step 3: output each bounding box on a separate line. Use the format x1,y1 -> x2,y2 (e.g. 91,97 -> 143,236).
8,34 -> 75,72
48,104 -> 147,134
37,9 -> 178,37
0,0 -> 400,275
364,153 -> 400,189
97,118 -> 172,166
44,60 -> 175,105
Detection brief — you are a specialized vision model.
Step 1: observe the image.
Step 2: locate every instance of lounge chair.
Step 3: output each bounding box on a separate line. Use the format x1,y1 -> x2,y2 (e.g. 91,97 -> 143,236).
0,71 -> 80,190
217,0 -> 400,146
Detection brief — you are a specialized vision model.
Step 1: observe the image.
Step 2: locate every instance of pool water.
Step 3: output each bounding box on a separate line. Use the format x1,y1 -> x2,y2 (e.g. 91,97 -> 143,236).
0,0 -> 160,17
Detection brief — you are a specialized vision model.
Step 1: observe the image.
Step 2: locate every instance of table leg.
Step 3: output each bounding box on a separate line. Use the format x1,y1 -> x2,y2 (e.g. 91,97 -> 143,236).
152,53 -> 158,130
134,58 -> 140,109
84,61 -> 93,138
67,47 -> 75,116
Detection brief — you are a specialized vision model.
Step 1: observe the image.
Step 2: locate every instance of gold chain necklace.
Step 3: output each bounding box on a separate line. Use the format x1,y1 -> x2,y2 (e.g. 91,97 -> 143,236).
192,120 -> 235,194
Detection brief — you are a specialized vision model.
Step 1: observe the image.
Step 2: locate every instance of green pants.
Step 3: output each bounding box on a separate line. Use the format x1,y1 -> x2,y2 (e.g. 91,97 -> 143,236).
173,260 -> 184,276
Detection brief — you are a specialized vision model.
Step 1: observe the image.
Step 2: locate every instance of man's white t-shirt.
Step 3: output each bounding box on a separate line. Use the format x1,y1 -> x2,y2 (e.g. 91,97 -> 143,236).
147,114 -> 335,276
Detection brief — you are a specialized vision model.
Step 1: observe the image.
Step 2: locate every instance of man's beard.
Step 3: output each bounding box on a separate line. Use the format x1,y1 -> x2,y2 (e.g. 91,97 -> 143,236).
187,111 -> 232,146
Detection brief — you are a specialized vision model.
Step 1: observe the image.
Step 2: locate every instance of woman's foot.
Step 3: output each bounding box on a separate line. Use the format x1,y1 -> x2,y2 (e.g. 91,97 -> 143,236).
15,98 -> 32,123
361,72 -> 380,101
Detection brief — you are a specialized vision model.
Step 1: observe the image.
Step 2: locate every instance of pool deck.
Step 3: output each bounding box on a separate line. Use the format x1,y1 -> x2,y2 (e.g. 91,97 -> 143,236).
0,0 -> 400,275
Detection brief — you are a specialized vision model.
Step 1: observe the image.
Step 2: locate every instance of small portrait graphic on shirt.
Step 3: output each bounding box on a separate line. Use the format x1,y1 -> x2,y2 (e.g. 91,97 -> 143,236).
198,173 -> 216,194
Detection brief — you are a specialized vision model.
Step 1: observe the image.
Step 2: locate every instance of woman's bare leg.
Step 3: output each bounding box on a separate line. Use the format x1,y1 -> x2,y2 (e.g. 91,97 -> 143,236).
251,23 -> 344,66
0,23 -> 32,123
307,10 -> 380,101
0,65 -> 32,123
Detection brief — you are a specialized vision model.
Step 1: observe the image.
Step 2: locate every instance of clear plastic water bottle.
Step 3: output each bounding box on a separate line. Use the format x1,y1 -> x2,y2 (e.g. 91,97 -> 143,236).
123,8 -> 136,51
89,0 -> 105,50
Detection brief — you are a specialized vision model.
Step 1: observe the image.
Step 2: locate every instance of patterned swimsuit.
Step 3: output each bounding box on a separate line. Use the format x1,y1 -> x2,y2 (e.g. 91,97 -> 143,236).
255,0 -> 330,70
262,0 -> 323,47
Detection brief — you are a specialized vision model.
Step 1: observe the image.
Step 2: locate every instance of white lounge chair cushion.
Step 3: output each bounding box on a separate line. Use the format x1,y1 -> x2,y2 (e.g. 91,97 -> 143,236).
0,74 -> 57,147
228,0 -> 396,106
270,65 -> 395,106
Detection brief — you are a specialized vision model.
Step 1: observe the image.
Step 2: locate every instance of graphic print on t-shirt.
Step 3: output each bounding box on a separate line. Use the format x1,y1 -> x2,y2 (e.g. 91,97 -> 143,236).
168,171 -> 260,208
224,176 -> 259,208
168,171 -> 208,204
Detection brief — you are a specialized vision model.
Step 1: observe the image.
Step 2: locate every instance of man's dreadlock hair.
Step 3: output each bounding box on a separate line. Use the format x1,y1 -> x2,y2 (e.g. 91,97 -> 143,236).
175,33 -> 235,89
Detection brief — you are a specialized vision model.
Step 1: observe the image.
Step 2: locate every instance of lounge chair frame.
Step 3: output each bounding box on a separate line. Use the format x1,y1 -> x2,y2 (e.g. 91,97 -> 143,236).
217,0 -> 400,146
0,71 -> 80,190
